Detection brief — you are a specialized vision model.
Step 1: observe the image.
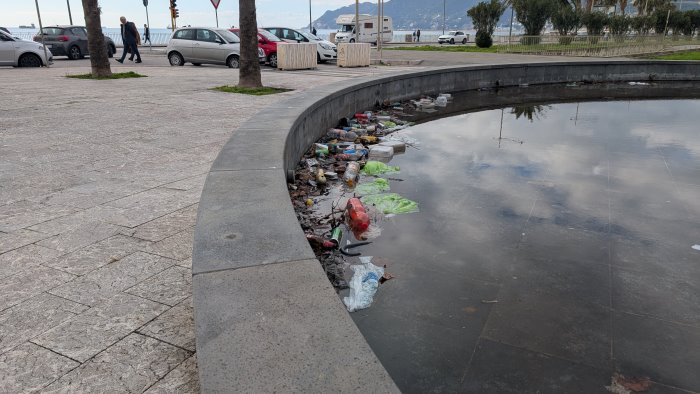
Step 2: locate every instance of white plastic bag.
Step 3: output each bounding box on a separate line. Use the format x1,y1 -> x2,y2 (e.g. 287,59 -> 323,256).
343,257 -> 384,312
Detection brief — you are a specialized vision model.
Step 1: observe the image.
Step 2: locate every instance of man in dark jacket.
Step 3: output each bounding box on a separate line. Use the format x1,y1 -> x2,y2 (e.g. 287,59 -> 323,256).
117,16 -> 142,63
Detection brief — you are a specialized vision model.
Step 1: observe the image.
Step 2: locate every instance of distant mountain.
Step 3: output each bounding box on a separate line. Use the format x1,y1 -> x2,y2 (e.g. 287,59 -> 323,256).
313,0 -> 485,30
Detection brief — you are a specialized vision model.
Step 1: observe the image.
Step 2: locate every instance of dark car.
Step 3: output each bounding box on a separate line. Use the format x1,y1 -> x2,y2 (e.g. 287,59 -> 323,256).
33,25 -> 116,60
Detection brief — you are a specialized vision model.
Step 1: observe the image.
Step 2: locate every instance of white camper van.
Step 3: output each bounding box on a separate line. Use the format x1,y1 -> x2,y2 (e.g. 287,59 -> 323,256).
334,14 -> 392,44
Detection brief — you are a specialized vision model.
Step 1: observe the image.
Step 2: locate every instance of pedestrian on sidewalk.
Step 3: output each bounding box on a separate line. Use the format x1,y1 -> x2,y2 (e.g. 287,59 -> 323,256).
412,30 -> 416,42
312,26 -> 317,36
416,29 -> 421,42
117,16 -> 142,64
143,24 -> 151,45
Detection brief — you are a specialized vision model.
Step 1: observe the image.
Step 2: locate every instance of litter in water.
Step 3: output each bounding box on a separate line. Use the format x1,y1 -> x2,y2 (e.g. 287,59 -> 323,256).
343,257 -> 385,312
362,193 -> 419,215
355,178 -> 390,195
362,161 -> 400,176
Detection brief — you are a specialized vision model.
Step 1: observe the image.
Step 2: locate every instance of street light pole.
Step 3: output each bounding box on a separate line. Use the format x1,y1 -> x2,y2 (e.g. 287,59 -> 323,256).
35,0 -> 50,68
309,0 -> 312,32
355,0 -> 359,43
443,0 -> 446,34
508,6 -> 514,44
67,0 -> 73,25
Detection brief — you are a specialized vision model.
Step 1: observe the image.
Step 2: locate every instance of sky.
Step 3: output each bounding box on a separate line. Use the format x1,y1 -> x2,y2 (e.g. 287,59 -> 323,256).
1,0 -> 353,29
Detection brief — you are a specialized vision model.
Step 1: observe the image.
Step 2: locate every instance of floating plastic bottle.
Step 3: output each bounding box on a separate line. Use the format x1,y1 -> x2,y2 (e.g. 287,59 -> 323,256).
346,197 -> 370,232
343,162 -> 361,187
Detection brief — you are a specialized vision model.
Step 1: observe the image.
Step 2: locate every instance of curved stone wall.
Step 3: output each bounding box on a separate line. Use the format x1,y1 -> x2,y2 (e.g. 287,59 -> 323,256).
192,61 -> 699,392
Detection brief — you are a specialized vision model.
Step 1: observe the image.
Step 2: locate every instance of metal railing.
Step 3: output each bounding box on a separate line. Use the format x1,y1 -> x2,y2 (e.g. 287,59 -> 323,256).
495,34 -> 700,57
11,31 -> 173,47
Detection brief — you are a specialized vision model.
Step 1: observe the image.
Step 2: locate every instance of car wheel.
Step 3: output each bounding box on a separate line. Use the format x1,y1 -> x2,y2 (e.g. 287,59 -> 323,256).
349,39 -> 355,43
68,45 -> 82,60
450,38 -> 454,44
18,53 -> 42,67
462,38 -> 467,44
227,55 -> 240,69
192,63 -> 202,66
168,52 -> 184,66
268,53 -> 277,68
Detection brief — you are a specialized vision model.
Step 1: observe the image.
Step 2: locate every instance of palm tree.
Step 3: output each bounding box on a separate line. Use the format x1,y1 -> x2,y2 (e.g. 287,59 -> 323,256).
81,0 -> 111,77
239,0 -> 262,88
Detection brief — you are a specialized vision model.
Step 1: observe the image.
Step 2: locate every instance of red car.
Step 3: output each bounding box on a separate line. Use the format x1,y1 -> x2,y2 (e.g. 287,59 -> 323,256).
229,28 -> 280,68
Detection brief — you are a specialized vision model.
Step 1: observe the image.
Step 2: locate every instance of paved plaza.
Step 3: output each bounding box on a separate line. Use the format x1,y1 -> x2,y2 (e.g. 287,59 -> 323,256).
0,57 -> 416,392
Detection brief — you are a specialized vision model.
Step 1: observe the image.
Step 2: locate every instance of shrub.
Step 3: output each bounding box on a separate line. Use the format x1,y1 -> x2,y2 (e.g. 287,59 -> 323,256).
630,14 -> 656,35
581,11 -> 608,36
475,30 -> 494,47
552,4 -> 582,37
608,15 -> 631,37
512,0 -> 558,36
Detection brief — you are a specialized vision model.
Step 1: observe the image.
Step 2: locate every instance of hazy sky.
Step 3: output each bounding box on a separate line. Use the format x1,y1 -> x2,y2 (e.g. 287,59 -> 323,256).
1,0 -> 353,29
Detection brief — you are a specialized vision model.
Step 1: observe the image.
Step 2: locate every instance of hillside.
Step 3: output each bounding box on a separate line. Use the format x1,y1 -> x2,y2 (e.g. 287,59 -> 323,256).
313,0 -> 482,30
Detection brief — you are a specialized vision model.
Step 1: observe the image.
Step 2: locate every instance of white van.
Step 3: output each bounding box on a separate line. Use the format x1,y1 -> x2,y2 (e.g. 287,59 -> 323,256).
335,14 -> 392,44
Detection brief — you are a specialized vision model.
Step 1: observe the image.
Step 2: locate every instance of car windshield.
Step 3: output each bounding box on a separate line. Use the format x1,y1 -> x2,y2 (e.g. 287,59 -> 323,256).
339,24 -> 354,33
215,29 -> 239,43
40,27 -> 64,35
448,31 -> 458,36
258,29 -> 281,42
300,31 -> 321,41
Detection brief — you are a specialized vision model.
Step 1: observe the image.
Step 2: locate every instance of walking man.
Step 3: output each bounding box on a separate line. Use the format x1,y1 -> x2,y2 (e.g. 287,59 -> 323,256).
143,24 -> 151,45
416,29 -> 421,42
117,16 -> 142,63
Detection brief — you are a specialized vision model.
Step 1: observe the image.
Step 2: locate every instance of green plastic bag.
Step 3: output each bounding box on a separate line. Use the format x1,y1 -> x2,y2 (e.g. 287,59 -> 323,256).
355,178 -> 390,195
382,121 -> 397,128
362,193 -> 419,214
362,161 -> 400,176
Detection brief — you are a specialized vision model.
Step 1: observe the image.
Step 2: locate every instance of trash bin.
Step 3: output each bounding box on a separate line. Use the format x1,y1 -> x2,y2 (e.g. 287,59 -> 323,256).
405,34 -> 413,43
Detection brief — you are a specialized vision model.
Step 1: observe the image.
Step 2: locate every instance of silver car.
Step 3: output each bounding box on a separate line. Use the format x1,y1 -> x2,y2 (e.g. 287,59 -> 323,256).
0,30 -> 53,67
166,27 -> 264,68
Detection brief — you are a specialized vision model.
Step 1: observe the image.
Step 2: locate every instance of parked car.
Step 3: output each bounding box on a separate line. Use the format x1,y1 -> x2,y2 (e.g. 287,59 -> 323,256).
262,27 -> 337,63
166,27 -> 264,68
33,25 -> 116,59
0,29 -> 53,67
229,28 -> 280,68
438,31 -> 468,44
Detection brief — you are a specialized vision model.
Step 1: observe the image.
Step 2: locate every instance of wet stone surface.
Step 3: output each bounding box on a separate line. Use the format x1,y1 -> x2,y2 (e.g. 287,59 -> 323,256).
292,89 -> 700,393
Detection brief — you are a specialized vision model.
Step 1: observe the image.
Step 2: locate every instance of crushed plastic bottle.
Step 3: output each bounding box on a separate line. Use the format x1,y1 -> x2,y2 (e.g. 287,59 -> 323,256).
343,162 -> 361,187
346,197 -> 370,232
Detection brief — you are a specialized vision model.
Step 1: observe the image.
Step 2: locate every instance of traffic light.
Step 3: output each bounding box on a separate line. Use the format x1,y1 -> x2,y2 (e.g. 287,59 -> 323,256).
175,9 -> 179,18
170,7 -> 176,19
170,0 -> 176,7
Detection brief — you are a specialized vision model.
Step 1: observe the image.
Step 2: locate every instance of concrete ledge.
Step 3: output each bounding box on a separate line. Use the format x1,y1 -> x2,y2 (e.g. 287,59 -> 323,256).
193,61 -> 699,392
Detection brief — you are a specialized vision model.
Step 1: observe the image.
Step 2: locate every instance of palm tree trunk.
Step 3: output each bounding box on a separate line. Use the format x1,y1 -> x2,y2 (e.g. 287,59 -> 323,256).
587,0 -> 594,12
620,0 -> 628,14
239,0 -> 262,88
81,0 -> 111,78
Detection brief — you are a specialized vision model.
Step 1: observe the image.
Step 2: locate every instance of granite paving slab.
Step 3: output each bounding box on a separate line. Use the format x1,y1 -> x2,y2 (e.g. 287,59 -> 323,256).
0,229 -> 50,254
31,293 -> 170,363
49,251 -> 174,306
0,342 -> 79,393
143,227 -> 194,261
126,266 -> 192,307
43,234 -> 150,276
41,333 -> 190,393
0,243 -> 63,280
0,293 -> 88,354
129,204 -> 198,242
36,221 -> 125,253
27,205 -> 127,236
0,265 -> 76,312
138,297 -> 195,352
144,355 -> 199,394
0,202 -> 78,233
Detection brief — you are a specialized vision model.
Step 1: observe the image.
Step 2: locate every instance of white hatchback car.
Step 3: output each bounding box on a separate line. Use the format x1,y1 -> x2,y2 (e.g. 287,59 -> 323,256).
263,27 -> 337,63
438,31 -> 468,44
166,27 -> 264,68
0,30 -> 53,67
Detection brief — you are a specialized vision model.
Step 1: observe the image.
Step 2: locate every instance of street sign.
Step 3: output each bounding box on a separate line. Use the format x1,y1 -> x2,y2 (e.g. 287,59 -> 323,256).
143,0 -> 148,6
210,0 -> 221,9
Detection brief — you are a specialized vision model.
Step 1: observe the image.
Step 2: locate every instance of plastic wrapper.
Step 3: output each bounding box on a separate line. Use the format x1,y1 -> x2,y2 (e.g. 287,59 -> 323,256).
343,258 -> 384,312
355,178 -> 390,195
362,193 -> 419,214
361,161 -> 400,176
